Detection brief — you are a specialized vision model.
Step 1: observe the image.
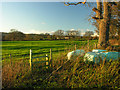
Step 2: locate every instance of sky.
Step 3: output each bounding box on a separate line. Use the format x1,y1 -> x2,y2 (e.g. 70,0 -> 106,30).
1,2 -> 97,35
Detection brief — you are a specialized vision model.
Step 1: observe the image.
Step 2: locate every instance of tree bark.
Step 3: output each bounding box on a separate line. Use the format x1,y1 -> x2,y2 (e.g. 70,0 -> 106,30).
96,0 -> 102,19
98,1 -> 111,49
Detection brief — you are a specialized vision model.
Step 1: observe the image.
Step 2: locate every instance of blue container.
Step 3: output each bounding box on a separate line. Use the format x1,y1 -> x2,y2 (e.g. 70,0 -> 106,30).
99,52 -> 120,61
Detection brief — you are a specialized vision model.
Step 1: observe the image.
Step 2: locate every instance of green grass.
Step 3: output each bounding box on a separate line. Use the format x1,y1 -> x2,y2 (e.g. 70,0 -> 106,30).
2,40 -> 97,62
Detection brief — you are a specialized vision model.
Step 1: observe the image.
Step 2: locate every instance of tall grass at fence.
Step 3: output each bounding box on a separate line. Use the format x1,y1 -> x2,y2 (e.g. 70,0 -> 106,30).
2,53 -> 120,88
2,59 -> 30,88
45,56 -> 120,88
2,56 -> 52,88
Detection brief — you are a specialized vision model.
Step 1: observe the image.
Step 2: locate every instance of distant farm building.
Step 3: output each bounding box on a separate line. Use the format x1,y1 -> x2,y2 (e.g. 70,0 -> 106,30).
64,36 -> 70,40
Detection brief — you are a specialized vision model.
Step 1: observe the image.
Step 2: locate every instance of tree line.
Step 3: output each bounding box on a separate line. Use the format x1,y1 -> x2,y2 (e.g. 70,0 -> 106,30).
2,29 -> 99,41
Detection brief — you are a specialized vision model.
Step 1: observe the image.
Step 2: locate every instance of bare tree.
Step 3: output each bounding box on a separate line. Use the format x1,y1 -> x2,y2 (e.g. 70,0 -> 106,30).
66,30 -> 80,36
84,31 -> 94,37
8,29 -> 25,41
64,0 -> 118,49
53,30 -> 64,36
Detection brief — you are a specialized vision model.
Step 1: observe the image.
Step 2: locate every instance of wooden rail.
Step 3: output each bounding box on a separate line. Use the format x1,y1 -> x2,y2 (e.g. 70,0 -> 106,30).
29,49 -> 52,71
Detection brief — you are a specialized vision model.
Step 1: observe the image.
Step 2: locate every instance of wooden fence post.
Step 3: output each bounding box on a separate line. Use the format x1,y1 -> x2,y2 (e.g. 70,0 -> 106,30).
75,44 -> 76,50
88,40 -> 90,50
50,48 -> 52,68
46,54 -> 49,69
94,43 -> 97,49
9,54 -> 12,66
29,49 -> 32,71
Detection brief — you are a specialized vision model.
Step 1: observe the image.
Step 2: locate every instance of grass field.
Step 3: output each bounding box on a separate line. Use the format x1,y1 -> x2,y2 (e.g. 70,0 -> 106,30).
2,40 -> 97,61
2,40 -> 120,89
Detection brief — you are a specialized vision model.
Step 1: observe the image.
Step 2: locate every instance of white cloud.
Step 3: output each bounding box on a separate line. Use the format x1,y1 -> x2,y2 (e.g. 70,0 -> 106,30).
24,29 -> 55,35
81,32 -> 85,36
79,29 -> 85,36
48,31 -> 55,35
24,29 -> 45,34
70,28 -> 75,31
41,22 -> 46,25
86,29 -> 90,31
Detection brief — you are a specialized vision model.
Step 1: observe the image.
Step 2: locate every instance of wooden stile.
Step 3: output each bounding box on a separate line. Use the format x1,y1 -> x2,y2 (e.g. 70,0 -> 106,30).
29,48 -> 52,71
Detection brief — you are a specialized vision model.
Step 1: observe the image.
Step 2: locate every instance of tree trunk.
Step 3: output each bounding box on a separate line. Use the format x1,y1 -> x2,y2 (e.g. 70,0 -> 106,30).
98,1 -> 111,49
98,20 -> 109,48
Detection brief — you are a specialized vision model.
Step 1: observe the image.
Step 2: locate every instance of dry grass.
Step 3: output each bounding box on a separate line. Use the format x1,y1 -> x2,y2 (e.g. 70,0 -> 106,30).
47,56 -> 120,88
2,57 -> 53,88
2,59 -> 30,88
